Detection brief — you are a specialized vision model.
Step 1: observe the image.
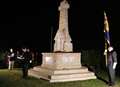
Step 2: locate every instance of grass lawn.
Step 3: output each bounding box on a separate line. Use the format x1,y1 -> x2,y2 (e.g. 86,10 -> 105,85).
0,68 -> 120,87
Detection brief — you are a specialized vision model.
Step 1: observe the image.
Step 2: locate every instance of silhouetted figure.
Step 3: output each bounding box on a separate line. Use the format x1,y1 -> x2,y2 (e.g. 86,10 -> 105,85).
20,47 -> 32,78
107,46 -> 117,86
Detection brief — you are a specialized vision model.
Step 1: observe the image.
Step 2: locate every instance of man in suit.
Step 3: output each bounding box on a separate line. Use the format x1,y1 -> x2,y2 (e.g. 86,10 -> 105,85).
107,46 -> 117,86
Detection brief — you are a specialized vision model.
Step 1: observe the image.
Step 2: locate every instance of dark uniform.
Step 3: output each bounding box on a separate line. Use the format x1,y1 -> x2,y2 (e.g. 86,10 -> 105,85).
21,49 -> 32,78
107,50 -> 117,86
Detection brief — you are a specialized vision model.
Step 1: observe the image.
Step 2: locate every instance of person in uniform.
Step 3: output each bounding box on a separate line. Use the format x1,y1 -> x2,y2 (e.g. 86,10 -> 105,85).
21,47 -> 32,78
107,46 -> 117,86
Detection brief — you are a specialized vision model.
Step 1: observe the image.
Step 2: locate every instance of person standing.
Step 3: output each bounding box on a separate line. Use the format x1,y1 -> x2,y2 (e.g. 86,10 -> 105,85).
107,46 -> 117,86
21,47 -> 32,78
7,48 -> 15,70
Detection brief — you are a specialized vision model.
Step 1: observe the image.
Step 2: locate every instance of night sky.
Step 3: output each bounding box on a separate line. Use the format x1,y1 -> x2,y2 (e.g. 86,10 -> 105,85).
0,0 -> 119,52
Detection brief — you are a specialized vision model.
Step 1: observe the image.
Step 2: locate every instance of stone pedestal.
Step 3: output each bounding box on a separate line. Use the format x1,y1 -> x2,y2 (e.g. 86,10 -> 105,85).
41,53 -> 81,69
28,52 -> 96,82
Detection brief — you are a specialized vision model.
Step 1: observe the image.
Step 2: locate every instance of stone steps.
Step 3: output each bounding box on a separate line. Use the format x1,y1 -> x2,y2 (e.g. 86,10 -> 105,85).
28,66 -> 96,83
51,72 -> 95,79
29,69 -> 50,80
33,66 -> 89,74
50,76 -> 96,83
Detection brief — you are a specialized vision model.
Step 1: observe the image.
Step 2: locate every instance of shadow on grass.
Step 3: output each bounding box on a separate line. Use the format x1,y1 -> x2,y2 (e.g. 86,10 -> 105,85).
86,66 -> 109,85
95,74 -> 108,85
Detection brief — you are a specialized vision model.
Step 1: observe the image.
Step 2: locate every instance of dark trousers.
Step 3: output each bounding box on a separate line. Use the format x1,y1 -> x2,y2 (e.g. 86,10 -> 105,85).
107,64 -> 115,85
22,63 -> 29,78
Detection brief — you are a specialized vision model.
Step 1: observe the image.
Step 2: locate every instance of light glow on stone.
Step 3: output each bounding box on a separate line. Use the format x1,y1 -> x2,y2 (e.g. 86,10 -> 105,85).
45,57 -> 53,64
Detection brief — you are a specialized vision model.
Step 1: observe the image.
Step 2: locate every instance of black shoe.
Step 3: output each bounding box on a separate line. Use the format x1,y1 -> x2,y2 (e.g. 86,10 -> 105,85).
108,83 -> 115,86
23,76 -> 29,79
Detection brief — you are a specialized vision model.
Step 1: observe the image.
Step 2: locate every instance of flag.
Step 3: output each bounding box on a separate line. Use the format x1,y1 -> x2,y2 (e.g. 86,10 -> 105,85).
104,11 -> 111,66
104,12 -> 110,45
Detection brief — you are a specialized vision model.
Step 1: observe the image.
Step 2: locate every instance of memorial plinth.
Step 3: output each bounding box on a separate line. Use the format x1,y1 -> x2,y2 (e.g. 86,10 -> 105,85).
29,53 -> 96,82
28,52 -> 96,82
41,53 -> 81,69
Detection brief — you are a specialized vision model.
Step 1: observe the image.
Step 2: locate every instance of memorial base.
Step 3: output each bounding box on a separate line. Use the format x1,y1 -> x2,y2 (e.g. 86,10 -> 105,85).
28,52 -> 96,83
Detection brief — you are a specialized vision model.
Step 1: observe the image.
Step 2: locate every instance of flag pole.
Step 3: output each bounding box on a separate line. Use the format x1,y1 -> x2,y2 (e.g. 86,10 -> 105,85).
50,27 -> 53,52
104,40 -> 108,66
104,11 -> 110,66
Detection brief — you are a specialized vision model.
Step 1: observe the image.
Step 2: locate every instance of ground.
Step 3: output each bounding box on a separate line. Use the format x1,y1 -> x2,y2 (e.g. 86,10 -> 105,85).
0,68 -> 120,87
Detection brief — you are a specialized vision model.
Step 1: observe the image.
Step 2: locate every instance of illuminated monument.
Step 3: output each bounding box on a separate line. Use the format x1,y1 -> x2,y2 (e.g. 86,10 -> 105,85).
54,0 -> 72,52
29,0 -> 96,82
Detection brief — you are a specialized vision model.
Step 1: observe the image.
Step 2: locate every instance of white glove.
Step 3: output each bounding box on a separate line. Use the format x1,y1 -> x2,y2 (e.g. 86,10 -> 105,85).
11,53 -> 14,57
8,55 -> 10,58
30,60 -> 32,63
17,56 -> 24,59
104,49 -> 107,55
113,62 -> 117,69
